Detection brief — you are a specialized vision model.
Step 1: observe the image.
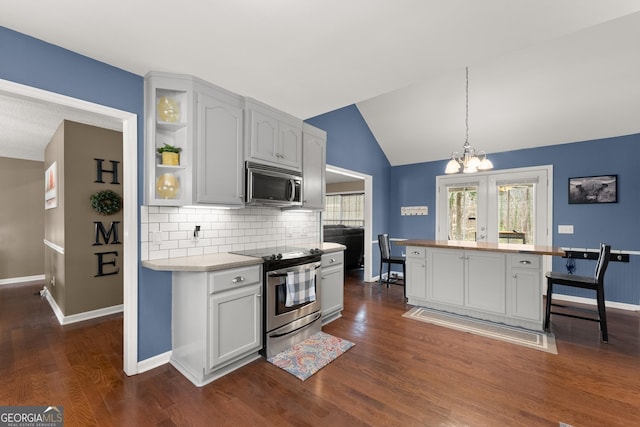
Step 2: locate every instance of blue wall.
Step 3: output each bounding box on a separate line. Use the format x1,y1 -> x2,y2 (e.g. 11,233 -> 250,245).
306,105 -> 392,271
4,25 -> 636,365
390,134 -> 640,305
0,26 -> 172,361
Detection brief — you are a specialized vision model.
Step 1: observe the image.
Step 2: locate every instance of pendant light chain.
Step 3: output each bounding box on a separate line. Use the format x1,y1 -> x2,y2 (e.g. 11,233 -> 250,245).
444,66 -> 493,174
465,66 -> 469,145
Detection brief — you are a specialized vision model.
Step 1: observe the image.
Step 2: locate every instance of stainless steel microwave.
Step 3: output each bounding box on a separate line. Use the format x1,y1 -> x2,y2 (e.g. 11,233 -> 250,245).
245,162 -> 302,207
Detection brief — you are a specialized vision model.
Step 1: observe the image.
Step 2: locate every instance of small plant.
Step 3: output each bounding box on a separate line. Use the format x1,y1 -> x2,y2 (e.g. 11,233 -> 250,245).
156,143 -> 182,154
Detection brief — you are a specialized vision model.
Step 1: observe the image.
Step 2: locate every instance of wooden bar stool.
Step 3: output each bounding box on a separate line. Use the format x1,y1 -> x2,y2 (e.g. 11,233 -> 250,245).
544,243 -> 611,342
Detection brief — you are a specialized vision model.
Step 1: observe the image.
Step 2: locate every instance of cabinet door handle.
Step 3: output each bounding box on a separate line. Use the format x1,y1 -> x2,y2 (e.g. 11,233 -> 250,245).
412,251 -> 420,255
330,258 -> 336,263
519,260 -> 532,265
512,274 -> 518,278
232,276 -> 245,283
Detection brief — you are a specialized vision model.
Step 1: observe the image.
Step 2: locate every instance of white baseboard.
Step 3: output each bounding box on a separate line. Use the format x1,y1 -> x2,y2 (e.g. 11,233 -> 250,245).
552,294 -> 640,312
0,274 -> 45,286
42,286 -> 124,325
137,351 -> 172,374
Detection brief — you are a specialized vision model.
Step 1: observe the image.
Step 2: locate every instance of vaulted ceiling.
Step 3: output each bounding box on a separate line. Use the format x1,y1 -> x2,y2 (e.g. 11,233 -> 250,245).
1,1 -> 640,164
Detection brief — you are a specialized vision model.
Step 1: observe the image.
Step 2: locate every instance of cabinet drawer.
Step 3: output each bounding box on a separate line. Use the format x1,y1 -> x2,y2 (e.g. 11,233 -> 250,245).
322,251 -> 344,268
406,246 -> 425,258
510,254 -> 540,270
208,266 -> 261,294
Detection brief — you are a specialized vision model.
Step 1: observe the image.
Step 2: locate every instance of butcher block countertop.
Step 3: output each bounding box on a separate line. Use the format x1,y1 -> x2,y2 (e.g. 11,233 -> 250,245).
396,239 -> 566,257
142,242 -> 346,272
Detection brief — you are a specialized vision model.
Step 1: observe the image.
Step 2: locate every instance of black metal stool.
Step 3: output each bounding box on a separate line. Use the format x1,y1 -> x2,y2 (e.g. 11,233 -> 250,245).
544,243 -> 611,342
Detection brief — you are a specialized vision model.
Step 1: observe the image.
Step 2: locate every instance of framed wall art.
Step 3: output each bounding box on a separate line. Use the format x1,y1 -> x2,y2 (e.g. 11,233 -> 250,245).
568,175 -> 617,204
45,161 -> 58,209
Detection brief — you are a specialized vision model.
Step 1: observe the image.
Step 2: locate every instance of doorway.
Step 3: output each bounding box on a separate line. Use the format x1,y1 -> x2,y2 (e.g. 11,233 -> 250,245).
324,165 -> 373,282
435,165 -> 553,275
0,79 -> 139,375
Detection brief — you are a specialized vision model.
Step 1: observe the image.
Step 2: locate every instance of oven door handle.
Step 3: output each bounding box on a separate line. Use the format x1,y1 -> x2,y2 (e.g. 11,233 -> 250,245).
267,262 -> 321,278
268,311 -> 322,338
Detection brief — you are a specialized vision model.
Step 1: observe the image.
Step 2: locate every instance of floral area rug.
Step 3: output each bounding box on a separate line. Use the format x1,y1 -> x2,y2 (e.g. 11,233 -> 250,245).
267,331 -> 355,381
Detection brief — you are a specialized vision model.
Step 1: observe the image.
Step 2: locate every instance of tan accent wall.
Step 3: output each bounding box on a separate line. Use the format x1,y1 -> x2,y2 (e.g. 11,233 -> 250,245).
327,180 -> 364,194
44,120 -> 123,316
0,157 -> 45,280
44,124 -> 66,309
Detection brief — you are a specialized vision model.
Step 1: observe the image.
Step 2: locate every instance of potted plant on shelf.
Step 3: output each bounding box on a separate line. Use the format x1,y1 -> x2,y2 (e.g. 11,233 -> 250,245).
157,143 -> 182,166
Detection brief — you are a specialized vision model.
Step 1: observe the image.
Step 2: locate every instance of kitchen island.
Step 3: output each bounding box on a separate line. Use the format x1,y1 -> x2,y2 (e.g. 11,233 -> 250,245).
396,240 -> 565,330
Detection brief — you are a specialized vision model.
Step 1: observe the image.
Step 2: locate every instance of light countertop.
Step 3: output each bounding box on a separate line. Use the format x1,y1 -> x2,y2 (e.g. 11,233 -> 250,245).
142,253 -> 264,272
142,242 -> 346,272
320,242 -> 347,253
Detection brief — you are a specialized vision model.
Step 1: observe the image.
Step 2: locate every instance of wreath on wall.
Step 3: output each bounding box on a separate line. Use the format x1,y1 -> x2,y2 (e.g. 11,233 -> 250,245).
90,190 -> 122,215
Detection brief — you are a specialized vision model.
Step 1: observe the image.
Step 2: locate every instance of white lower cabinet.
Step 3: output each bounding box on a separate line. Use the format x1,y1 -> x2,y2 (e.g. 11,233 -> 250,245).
428,249 -> 465,306
406,247 -> 427,300
508,254 -> 542,322
465,252 -> 506,314
208,282 -> 262,370
321,251 -> 344,325
171,265 -> 262,386
406,246 -> 543,330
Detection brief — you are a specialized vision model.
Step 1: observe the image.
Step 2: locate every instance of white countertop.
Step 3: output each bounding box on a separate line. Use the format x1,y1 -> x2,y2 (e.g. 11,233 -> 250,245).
142,242 -> 346,272
320,242 -> 347,253
142,253 -> 264,272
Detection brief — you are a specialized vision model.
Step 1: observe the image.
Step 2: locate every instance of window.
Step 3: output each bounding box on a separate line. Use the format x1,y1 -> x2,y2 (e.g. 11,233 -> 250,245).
324,193 -> 364,227
498,183 -> 535,244
447,186 -> 478,241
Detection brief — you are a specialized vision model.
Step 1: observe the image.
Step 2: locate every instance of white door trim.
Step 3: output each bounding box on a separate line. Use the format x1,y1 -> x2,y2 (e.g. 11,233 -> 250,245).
0,78 -> 139,375
325,165 -> 373,282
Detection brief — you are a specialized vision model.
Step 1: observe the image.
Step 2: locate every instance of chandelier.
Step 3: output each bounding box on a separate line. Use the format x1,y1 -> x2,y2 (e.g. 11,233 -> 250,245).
445,67 -> 493,174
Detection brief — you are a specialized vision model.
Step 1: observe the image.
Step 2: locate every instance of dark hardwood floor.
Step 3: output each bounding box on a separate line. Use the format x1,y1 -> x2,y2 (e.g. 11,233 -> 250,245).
1,272 -> 639,426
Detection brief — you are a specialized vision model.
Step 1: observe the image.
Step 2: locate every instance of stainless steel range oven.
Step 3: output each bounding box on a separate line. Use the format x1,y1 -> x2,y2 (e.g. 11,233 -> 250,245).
231,247 -> 323,358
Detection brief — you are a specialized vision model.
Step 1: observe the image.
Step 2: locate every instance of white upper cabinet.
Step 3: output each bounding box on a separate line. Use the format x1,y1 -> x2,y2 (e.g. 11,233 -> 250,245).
244,98 -> 303,171
145,73 -> 325,208
301,123 -> 326,210
144,72 -> 244,207
195,85 -> 244,206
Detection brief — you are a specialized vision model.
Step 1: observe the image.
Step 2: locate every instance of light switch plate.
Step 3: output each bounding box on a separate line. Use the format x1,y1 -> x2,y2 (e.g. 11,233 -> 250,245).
558,225 -> 574,234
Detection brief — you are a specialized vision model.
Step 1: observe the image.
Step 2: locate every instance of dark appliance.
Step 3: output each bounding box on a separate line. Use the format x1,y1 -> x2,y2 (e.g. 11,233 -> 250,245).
245,162 -> 302,207
231,246 -> 323,358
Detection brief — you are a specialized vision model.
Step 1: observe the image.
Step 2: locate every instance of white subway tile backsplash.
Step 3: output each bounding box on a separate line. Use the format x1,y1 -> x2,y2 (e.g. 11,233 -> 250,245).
169,248 -> 188,258
140,205 -> 320,261
149,213 -> 169,223
161,222 -> 180,232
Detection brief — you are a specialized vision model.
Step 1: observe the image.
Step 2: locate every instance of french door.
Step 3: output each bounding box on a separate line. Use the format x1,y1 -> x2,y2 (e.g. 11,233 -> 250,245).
436,166 -> 552,246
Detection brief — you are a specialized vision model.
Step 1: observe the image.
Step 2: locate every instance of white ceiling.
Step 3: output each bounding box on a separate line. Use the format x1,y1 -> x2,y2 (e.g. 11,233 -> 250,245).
1,1 -> 640,164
